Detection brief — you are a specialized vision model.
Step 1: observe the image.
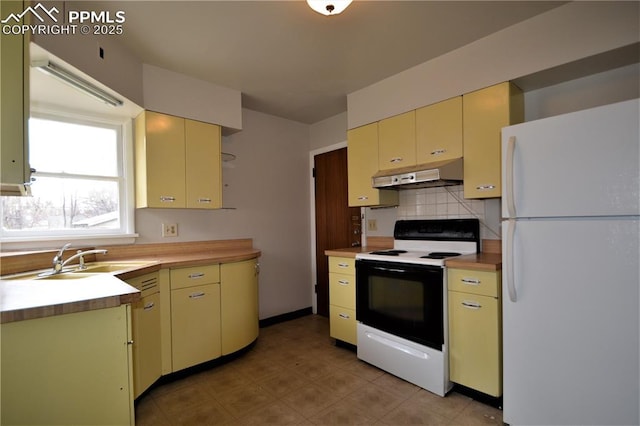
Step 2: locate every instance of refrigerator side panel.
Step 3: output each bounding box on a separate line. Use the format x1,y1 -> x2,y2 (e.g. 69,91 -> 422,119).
502,99 -> 639,219
502,218 -> 639,426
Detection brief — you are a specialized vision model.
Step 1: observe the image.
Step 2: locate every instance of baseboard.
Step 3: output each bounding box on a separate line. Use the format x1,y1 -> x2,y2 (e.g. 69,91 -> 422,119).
259,307 -> 313,328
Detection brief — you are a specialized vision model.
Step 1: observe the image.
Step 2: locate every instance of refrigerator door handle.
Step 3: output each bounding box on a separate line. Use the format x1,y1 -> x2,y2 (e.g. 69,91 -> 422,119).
506,219 -> 517,302
506,136 -> 517,218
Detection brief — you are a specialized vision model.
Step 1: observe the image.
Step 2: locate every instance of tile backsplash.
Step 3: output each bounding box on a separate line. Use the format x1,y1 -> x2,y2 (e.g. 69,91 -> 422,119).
365,185 -> 502,242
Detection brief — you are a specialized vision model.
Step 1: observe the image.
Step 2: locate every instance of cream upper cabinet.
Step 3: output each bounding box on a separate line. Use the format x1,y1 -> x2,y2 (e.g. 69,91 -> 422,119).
463,82 -> 523,199
416,96 -> 463,164
220,259 -> 259,355
347,123 -> 398,207
135,111 -> 222,209
185,119 -> 222,209
378,110 -> 416,171
0,0 -> 31,196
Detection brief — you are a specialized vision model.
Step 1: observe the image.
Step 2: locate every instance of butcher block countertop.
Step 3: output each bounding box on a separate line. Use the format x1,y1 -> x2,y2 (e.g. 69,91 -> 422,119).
445,252 -> 502,271
1,239 -> 261,324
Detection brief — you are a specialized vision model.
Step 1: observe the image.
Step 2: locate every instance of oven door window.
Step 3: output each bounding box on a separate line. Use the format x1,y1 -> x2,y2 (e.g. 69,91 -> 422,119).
356,260 -> 444,350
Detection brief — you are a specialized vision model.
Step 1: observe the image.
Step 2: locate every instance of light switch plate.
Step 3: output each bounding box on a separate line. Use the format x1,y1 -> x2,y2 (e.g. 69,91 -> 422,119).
162,223 -> 178,237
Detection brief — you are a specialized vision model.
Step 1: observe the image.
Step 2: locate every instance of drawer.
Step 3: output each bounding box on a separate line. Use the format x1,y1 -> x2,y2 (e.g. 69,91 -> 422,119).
170,264 -> 220,290
126,272 -> 159,297
328,256 -> 355,274
448,268 -> 500,297
329,272 -> 355,309
329,305 -> 357,345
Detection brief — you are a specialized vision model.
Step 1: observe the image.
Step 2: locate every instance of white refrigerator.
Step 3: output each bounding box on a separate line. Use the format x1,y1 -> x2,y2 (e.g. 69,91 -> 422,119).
501,99 -> 639,425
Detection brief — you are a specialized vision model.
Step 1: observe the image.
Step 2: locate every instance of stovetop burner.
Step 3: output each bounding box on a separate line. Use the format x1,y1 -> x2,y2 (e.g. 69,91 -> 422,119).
369,250 -> 408,256
420,252 -> 462,259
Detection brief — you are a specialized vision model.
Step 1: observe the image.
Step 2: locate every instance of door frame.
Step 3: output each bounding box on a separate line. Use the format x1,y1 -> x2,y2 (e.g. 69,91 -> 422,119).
308,141 -> 347,314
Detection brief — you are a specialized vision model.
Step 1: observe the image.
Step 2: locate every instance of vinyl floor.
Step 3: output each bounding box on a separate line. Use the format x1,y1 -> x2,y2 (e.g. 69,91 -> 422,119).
134,314 -> 503,425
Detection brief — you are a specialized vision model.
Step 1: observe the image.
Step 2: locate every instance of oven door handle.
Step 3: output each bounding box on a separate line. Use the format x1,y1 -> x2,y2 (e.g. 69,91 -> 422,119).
372,266 -> 411,274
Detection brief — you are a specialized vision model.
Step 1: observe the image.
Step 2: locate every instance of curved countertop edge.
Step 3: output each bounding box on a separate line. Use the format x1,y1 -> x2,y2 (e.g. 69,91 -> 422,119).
1,249 -> 262,324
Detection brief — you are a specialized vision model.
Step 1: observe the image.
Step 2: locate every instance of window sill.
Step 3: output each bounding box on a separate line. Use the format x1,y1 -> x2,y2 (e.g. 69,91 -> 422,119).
0,234 -> 139,252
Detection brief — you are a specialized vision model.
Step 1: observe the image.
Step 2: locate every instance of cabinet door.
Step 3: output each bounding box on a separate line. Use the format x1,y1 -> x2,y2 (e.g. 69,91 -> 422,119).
132,292 -> 161,399
378,110 -> 416,171
0,0 -> 30,195
1,306 -> 133,425
139,111 -> 186,208
347,123 -> 398,207
220,259 -> 259,355
171,283 -> 221,371
416,97 -> 462,164
185,119 -> 222,209
463,82 -> 523,198
448,291 -> 501,396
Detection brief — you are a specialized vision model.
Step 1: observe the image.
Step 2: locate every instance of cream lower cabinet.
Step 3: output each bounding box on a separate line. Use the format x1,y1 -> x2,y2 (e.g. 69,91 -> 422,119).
221,259 -> 260,355
448,268 -> 502,397
128,272 -> 162,399
170,264 -> 221,371
1,305 -> 134,425
328,256 -> 357,345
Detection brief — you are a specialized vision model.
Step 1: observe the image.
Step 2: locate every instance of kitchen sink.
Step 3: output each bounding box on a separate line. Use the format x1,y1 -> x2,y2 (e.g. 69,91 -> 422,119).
2,261 -> 156,281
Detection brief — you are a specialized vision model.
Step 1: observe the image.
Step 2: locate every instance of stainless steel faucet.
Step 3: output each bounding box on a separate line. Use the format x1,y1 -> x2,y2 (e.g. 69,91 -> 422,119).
52,244 -> 108,273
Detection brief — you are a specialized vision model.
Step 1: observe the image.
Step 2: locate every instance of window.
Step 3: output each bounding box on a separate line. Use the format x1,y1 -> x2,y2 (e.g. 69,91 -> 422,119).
0,111 -> 135,242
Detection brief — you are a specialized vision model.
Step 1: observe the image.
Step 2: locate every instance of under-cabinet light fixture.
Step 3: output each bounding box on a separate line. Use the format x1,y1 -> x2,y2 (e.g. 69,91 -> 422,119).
32,60 -> 124,107
307,0 -> 352,16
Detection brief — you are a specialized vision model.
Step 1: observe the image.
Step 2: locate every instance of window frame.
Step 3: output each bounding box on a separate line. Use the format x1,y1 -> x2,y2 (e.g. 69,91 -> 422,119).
0,107 -> 137,249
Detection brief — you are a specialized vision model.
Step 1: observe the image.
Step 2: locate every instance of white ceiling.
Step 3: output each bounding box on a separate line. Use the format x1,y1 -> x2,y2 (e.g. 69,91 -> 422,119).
59,1 -> 566,124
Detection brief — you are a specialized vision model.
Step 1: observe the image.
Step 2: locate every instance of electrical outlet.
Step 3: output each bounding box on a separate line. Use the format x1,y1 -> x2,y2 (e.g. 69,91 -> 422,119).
162,223 -> 178,237
367,219 -> 377,231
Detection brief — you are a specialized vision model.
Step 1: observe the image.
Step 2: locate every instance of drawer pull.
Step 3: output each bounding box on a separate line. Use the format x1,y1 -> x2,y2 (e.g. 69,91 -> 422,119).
357,196 -> 369,200
143,302 -> 155,310
476,184 -> 496,191
338,313 -> 351,319
188,272 -> 205,279
189,292 -> 205,299
461,277 -> 481,285
197,198 -> 212,203
160,196 -> 176,202
338,279 -> 350,286
338,263 -> 349,268
462,301 -> 482,309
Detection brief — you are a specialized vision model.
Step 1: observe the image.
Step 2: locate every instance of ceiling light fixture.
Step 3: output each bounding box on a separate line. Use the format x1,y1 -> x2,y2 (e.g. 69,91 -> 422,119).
32,60 -> 124,107
307,0 -> 352,16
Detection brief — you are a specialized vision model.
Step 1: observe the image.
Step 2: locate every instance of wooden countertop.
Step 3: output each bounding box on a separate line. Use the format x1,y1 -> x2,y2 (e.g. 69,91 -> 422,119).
445,252 -> 502,271
1,239 -> 261,324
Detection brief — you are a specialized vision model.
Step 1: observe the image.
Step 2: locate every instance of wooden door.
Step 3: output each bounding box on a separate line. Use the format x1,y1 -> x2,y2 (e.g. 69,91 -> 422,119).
314,148 -> 361,317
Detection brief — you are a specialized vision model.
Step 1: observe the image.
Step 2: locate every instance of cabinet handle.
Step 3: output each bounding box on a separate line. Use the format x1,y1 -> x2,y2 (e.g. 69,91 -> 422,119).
160,196 -> 176,202
338,313 -> 350,319
475,185 -> 496,191
188,272 -> 205,279
338,279 -> 350,286
143,302 -> 155,310
127,340 -> 134,345
357,196 -> 369,201
390,157 -> 403,163
197,198 -> 212,203
189,292 -> 205,299
461,301 -> 482,309
430,149 -> 446,155
461,277 -> 480,285
338,263 -> 349,268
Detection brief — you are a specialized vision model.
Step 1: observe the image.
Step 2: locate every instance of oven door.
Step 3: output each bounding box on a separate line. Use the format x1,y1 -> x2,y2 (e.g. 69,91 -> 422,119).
356,259 -> 444,350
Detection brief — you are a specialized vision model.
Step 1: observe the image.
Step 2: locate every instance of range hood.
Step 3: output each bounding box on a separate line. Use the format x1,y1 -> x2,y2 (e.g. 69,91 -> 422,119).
372,157 -> 463,189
